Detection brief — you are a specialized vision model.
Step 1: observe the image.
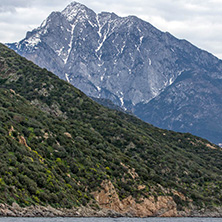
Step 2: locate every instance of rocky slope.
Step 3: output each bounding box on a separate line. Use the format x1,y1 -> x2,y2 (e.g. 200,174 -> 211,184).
1,44 -> 222,216
7,2 -> 222,145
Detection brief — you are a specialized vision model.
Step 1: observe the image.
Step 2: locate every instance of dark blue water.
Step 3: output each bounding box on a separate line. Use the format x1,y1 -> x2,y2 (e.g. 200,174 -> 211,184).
0,218 -> 221,222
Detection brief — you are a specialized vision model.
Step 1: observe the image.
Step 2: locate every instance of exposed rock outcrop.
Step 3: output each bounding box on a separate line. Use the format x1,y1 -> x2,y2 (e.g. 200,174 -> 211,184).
93,180 -> 177,217
92,180 -> 222,217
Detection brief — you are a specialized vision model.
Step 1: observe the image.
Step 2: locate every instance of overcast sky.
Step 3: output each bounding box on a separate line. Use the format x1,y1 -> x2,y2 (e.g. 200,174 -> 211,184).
1,0 -> 222,58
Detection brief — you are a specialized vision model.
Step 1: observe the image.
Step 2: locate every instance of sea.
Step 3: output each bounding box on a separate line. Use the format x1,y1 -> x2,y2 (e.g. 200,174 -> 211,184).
0,218 -> 221,222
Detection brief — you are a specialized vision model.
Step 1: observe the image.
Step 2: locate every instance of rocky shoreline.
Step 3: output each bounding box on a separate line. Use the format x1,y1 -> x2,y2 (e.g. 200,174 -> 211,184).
0,202 -> 128,217
1,202 -> 222,218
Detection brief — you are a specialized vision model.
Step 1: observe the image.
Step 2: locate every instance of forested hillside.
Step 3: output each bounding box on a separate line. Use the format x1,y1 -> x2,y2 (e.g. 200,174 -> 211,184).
0,43 -> 222,216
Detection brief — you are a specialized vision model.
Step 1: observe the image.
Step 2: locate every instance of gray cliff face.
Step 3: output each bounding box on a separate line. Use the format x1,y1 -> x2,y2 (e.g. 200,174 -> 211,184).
7,1 -> 222,145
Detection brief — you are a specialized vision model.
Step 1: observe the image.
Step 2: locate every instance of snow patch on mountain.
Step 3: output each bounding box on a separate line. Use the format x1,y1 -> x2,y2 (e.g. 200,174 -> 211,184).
64,23 -> 76,64
147,58 -> 151,66
65,73 -> 70,83
62,2 -> 87,22
56,47 -> 64,57
25,35 -> 41,50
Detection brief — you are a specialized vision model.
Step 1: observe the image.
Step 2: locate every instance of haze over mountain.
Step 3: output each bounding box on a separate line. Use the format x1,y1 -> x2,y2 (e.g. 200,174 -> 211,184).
7,1 -> 222,145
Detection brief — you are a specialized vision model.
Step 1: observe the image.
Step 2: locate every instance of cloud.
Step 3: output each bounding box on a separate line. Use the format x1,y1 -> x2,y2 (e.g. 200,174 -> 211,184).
0,0 -> 222,58
0,0 -> 30,12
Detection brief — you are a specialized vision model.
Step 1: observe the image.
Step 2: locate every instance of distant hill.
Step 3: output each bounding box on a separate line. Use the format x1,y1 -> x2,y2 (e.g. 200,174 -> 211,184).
1,43 -> 222,216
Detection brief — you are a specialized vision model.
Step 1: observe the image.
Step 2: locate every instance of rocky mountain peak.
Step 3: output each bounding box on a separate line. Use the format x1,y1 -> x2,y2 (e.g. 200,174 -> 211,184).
61,1 -> 96,22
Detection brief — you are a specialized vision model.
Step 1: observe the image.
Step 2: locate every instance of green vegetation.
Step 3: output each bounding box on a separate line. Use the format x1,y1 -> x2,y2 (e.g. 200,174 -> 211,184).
0,43 -> 222,210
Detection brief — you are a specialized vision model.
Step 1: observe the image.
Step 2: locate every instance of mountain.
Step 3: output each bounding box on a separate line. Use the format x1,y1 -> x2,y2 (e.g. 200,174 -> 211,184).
1,44 -> 222,216
7,1 -> 222,145
135,69 -> 222,145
